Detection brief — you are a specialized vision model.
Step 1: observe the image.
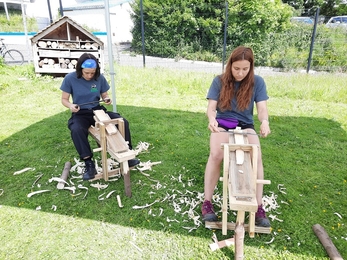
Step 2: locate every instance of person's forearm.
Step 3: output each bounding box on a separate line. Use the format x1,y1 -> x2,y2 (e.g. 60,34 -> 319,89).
101,93 -> 110,100
62,98 -> 73,109
206,108 -> 216,121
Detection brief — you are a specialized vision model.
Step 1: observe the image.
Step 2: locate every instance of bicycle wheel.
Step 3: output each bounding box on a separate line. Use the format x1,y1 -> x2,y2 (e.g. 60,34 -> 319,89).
3,49 -> 24,65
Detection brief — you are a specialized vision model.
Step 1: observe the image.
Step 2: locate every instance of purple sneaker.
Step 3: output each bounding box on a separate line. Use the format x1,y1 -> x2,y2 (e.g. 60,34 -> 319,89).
255,205 -> 271,227
202,200 -> 218,222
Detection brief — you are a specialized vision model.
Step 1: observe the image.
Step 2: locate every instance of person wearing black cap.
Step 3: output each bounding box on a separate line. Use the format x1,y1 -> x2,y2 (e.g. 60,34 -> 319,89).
60,53 -> 139,180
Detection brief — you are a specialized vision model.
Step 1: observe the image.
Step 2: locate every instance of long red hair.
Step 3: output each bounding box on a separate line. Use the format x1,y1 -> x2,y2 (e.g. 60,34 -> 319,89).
219,46 -> 255,111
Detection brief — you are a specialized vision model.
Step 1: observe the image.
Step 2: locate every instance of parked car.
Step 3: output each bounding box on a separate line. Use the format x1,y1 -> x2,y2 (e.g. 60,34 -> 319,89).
291,17 -> 314,24
326,16 -> 347,27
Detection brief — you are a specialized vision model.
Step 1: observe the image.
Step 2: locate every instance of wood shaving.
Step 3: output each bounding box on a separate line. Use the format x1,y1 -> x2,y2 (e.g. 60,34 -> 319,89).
129,241 -> 143,252
76,185 -> 89,199
212,233 -> 218,243
262,192 -> 280,212
334,212 -> 342,219
166,217 -> 179,223
63,186 -> 76,193
27,190 -> 50,198
98,193 -> 105,200
106,190 -> 116,198
277,184 -> 287,194
182,226 -> 197,232
134,141 -> 150,155
90,182 -> 108,190
268,214 -> 283,222
117,195 -> 123,208
132,199 -> 159,209
14,167 -> 35,175
264,237 -> 275,244
32,173 -> 43,188
70,158 -> 84,173
137,161 -> 161,172
49,177 -> 70,186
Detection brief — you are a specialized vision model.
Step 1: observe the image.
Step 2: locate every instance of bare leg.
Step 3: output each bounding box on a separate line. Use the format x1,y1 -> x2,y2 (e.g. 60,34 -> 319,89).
204,130 -> 229,201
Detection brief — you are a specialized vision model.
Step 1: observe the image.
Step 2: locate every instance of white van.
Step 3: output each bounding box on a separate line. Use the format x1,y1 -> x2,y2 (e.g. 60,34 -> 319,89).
326,16 -> 347,27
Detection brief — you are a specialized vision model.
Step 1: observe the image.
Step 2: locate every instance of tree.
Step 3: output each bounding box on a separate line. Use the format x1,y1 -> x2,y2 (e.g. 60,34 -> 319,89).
320,0 -> 347,17
130,0 -> 293,63
226,0 -> 293,64
282,0 -> 305,15
131,0 -> 225,58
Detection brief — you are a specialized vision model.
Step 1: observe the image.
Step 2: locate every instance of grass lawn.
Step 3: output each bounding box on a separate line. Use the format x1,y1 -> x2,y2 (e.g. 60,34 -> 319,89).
0,63 -> 346,259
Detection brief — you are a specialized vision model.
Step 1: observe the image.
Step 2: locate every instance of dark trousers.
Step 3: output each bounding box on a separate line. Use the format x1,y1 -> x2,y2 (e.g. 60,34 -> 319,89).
68,106 -> 133,160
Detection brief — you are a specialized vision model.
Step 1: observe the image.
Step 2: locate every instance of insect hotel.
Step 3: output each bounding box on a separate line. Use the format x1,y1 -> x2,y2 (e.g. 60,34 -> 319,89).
30,16 -> 104,74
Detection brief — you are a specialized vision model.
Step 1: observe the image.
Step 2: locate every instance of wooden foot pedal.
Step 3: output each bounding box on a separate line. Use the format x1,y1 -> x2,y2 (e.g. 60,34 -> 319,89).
205,221 -> 271,234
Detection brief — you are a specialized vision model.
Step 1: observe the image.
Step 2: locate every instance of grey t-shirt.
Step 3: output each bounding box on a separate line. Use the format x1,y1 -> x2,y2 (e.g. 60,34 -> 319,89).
206,75 -> 268,124
60,72 -> 110,109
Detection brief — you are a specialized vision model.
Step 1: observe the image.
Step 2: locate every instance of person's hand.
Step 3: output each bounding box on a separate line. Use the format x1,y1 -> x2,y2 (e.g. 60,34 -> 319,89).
260,120 -> 271,137
104,98 -> 112,105
70,104 -> 80,113
208,118 -> 220,133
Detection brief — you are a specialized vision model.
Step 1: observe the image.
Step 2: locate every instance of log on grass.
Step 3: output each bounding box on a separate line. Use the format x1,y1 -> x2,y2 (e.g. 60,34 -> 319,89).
312,224 -> 343,260
57,162 -> 71,189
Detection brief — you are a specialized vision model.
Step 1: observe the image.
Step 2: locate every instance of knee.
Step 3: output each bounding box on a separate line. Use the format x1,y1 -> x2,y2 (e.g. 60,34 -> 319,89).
122,117 -> 129,127
209,151 -> 224,163
69,124 -> 88,135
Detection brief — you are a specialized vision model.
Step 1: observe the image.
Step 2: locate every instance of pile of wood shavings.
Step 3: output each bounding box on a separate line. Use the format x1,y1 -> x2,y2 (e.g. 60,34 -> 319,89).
133,177 -> 287,233
25,141 -> 156,203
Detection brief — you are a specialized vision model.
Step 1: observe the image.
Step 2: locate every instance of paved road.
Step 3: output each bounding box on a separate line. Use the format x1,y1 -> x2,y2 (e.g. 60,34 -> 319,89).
6,42 -> 285,76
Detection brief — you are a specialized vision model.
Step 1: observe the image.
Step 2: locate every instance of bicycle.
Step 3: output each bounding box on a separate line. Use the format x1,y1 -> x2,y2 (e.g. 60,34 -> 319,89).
0,38 -> 24,65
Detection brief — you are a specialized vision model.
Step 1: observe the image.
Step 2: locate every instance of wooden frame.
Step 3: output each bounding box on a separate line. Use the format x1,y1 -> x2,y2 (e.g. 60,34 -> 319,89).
88,110 -> 136,197
206,128 -> 271,257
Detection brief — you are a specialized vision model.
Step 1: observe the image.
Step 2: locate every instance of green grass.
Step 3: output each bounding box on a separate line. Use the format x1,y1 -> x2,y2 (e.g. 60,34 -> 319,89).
0,63 -> 346,259
0,10 -> 38,32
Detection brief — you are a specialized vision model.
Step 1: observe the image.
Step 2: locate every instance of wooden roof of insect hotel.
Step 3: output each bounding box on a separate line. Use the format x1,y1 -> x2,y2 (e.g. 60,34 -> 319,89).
30,16 -> 103,46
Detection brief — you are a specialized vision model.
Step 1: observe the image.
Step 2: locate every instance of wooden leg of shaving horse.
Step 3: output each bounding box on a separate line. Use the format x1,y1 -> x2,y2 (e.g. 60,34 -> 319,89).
121,161 -> 132,197
99,123 -> 109,181
235,211 -> 246,260
222,144 -> 230,236
249,144 -> 259,238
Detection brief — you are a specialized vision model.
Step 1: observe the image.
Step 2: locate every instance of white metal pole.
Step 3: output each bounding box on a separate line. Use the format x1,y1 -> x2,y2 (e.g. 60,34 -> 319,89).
21,1 -> 31,63
104,0 -> 117,112
4,2 -> 10,20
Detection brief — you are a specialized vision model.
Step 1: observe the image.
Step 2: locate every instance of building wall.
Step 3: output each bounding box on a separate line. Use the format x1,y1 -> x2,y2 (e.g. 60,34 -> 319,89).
24,0 -> 133,43
62,3 -> 133,43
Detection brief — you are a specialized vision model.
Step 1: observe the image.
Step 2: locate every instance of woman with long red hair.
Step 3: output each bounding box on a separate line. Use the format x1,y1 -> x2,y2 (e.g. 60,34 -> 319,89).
202,46 -> 271,227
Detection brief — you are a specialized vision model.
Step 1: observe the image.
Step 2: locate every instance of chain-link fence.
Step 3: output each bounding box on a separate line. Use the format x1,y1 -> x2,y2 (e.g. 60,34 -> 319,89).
123,3 -> 347,73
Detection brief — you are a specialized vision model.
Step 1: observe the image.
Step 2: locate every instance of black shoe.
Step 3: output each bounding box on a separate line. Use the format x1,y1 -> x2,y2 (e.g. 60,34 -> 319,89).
83,160 -> 97,180
128,158 -> 140,168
